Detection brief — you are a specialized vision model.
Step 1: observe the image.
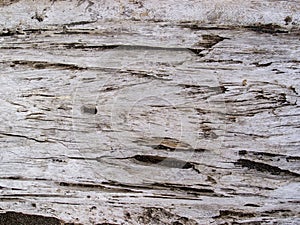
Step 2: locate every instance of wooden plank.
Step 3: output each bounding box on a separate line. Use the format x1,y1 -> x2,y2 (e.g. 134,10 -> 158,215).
0,0 -> 299,224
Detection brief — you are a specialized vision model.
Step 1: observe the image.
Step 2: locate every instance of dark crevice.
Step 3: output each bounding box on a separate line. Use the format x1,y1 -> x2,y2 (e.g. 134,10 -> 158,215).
244,23 -> 289,34
0,212 -> 68,225
124,69 -> 171,81
180,84 -> 227,94
202,59 -> 243,64
179,23 -> 229,30
244,203 -> 260,207
0,28 -> 24,36
98,154 -> 201,173
286,156 -> 300,162
22,93 -> 55,98
0,132 -> 50,143
132,155 -> 194,170
213,210 -> 255,219
58,181 -> 139,193
102,181 -> 216,197
234,159 -> 300,177
63,20 -> 98,27
239,150 -> 286,158
253,62 -> 273,67
151,183 -> 217,196
227,131 -> 267,138
179,22 -> 290,34
147,137 -> 197,152
11,60 -> 86,70
196,34 -> 230,48
187,48 -> 205,56
81,105 -> 98,115
62,43 -> 119,50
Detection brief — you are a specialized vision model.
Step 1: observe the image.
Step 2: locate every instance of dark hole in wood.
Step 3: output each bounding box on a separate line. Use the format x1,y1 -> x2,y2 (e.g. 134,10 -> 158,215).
133,155 -> 192,169
0,212 -> 62,225
284,16 -> 292,25
81,105 -> 97,115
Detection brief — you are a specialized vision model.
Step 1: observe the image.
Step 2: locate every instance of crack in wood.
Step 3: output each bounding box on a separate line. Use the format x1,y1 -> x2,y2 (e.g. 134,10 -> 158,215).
0,1 -> 299,224
0,211 -> 76,225
57,182 -> 140,193
11,60 -> 86,70
234,159 -> 300,177
180,22 -> 291,34
0,132 -> 51,143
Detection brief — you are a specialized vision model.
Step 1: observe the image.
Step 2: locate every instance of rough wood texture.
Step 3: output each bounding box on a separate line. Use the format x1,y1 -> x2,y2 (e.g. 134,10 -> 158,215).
0,0 -> 299,224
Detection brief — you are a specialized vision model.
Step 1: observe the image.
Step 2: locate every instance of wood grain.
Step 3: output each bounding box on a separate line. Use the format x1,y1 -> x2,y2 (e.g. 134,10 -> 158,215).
0,0 -> 299,224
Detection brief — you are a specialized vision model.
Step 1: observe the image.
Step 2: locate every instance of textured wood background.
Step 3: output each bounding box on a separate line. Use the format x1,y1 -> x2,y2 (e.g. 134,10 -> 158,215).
0,0 -> 299,224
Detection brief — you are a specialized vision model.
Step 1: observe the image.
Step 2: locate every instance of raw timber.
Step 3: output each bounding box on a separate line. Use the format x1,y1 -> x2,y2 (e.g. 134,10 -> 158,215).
0,0 -> 299,224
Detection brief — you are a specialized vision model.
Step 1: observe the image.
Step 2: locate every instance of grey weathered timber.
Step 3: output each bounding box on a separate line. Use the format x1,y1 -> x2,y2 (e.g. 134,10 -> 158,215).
0,0 -> 299,224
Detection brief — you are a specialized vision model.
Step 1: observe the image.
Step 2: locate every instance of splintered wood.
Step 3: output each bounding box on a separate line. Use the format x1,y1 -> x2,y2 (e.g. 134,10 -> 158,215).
0,0 -> 299,224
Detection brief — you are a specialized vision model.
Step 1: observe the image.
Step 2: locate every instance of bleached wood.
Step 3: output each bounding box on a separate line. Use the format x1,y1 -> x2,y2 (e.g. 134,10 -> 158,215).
0,0 -> 299,224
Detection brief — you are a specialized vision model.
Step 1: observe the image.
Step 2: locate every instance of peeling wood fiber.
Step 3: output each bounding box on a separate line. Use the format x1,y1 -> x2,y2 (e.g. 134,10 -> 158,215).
0,0 -> 299,224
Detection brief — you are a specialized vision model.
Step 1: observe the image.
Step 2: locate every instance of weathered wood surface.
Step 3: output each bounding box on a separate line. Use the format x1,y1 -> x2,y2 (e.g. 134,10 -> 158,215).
0,0 -> 300,224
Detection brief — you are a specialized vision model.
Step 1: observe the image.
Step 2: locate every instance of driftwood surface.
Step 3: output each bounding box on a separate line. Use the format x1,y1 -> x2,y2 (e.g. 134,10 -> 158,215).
0,0 -> 300,224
